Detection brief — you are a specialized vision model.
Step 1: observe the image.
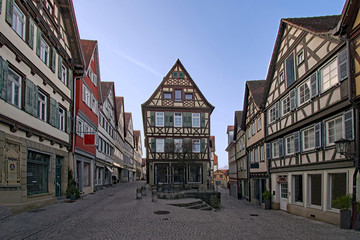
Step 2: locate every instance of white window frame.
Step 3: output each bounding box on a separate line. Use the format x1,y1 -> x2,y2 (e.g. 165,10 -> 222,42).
272,141 -> 279,158
155,112 -> 164,127
328,172 -> 347,210
40,37 -> 49,66
320,58 -> 338,93
292,174 -> 304,204
248,127 -> 251,139
76,117 -> 84,137
254,148 -> 258,163
257,117 -> 262,131
278,71 -> 284,83
325,115 -> 343,146
7,68 -> 21,108
250,150 -> 254,163
298,79 -> 311,106
38,91 -> 47,121
250,102 -> 254,115
252,123 -> 255,135
156,139 -> 164,153
192,139 -> 200,153
297,50 -> 304,65
282,94 -> 291,116
260,145 -> 264,162
269,105 -> 277,123
174,139 -> 182,153
192,113 -> 200,128
174,113 -> 182,127
12,3 -> 26,39
61,63 -> 67,85
285,135 -> 294,155
302,126 -> 315,151
308,174 -> 323,208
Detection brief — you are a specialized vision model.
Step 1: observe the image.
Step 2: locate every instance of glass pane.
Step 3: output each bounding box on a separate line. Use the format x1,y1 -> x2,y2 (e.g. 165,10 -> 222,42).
311,174 -> 322,206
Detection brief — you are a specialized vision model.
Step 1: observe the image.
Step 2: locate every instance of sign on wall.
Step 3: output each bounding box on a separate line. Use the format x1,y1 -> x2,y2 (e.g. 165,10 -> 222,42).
4,141 -> 21,185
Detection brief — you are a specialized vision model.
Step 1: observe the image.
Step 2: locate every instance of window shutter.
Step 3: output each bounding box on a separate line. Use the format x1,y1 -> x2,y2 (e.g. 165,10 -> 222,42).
5,0 -> 13,25
67,110 -> 71,134
28,18 -> 34,49
25,79 -> 34,115
200,113 -> 205,128
278,138 -> 284,157
310,72 -> 318,98
150,138 -> 156,153
290,88 -> 297,111
68,69 -> 73,92
286,52 -> 295,87
32,83 -> 38,117
165,112 -> 170,127
275,101 -> 280,119
51,48 -> 56,72
344,110 -> 353,140
150,111 -> 155,127
49,97 -> 59,127
294,131 -> 301,153
338,49 -> 348,81
183,112 -> 191,127
266,143 -> 272,160
165,138 -> 173,153
0,57 -> 9,100
36,27 -> 41,57
57,54 -> 62,79
201,139 -> 206,153
315,122 -> 322,149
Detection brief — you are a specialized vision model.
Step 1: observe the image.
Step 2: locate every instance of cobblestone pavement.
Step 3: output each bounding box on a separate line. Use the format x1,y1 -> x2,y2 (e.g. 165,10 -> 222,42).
0,181 -> 359,240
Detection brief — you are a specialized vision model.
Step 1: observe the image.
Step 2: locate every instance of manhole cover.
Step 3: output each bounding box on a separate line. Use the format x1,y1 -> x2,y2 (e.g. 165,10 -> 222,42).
30,209 -> 45,213
154,210 -> 170,215
249,214 -> 259,217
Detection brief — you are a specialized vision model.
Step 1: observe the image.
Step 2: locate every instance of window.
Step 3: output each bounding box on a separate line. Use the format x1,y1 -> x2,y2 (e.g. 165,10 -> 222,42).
329,173 -> 347,209
250,150 -> 254,163
326,115 -> 342,145
269,104 -> 277,123
293,175 -> 303,203
185,93 -> 193,100
272,141 -> 279,158
174,113 -> 182,127
174,89 -> 182,101
174,139 -> 182,153
40,38 -> 49,66
260,145 -> 264,162
61,64 -> 67,85
172,72 -> 178,78
7,68 -> 21,107
309,174 -> 322,206
257,117 -> 262,131
286,52 -> 295,87
179,72 -> 184,78
252,123 -> 255,135
192,113 -> 200,127
302,126 -> 315,151
188,165 -> 202,183
278,71 -> 284,83
254,148 -> 258,163
192,139 -> 200,153
321,58 -> 338,92
76,117 -> 84,137
172,164 -> 184,184
163,92 -> 172,99
155,164 -> 168,184
298,79 -> 310,105
45,1 -> 54,15
250,102 -> 254,115
12,4 -> 26,39
83,162 -> 90,187
156,139 -> 164,153
248,127 -> 251,139
297,50 -> 304,65
27,150 -> 49,195
283,135 -> 293,155
155,112 -> 164,127
38,92 -> 46,121
282,94 -> 291,116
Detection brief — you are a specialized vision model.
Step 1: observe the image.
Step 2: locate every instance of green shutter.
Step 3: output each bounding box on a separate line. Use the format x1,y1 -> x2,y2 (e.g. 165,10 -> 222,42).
338,49 -> 348,81
150,111 -> 155,126
165,112 -> 173,127
165,112 -> 170,127
0,56 -> 9,100
165,138 -> 173,153
49,97 -> 58,127
36,27 -> 41,57
344,110 -> 353,140
25,79 -> 33,114
151,138 -> 156,152
67,110 -> 71,134
28,18 -> 34,49
51,48 -> 56,72
200,113 -> 205,128
5,0 -> 13,25
68,69 -> 73,92
57,54 -> 62,79
183,112 -> 191,127
201,139 -> 206,153
32,84 -> 38,117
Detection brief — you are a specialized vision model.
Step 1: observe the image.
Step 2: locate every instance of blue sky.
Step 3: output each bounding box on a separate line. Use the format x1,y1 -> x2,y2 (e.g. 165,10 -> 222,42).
73,0 -> 345,169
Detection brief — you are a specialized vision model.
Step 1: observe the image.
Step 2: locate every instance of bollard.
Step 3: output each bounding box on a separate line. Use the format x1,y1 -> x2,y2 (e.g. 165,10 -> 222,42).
152,190 -> 157,202
141,186 -> 146,196
136,188 -> 142,199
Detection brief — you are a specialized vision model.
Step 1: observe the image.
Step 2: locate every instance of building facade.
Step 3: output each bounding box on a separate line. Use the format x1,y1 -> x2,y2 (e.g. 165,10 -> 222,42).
226,125 -> 237,197
114,96 -> 125,182
123,112 -> 135,181
0,0 -> 84,212
142,59 -> 214,189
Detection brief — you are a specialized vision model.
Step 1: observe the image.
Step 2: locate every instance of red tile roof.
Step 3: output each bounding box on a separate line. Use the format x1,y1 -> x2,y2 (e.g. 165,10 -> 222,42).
133,130 -> 141,147
125,112 -> 132,131
283,15 -> 340,33
227,125 -> 234,133
247,80 -> 266,107
214,154 -> 218,165
80,39 -> 97,69
115,96 -> 124,117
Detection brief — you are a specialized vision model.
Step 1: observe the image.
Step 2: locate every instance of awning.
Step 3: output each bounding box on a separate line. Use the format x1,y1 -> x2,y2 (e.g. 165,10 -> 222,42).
106,166 -> 114,173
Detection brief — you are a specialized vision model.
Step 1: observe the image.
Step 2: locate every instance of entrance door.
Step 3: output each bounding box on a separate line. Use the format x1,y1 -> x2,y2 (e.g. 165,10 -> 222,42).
55,156 -> 63,197
280,183 -> 288,211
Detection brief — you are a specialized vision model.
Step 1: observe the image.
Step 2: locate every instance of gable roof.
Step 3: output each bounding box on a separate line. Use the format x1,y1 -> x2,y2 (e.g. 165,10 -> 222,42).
141,59 -> 215,112
262,15 -> 341,108
133,130 -> 141,148
233,111 -> 243,140
80,39 -> 97,69
100,82 -> 114,104
227,125 -> 234,133
125,112 -> 132,133
336,0 -> 360,36
115,96 -> 124,117
214,154 -> 218,165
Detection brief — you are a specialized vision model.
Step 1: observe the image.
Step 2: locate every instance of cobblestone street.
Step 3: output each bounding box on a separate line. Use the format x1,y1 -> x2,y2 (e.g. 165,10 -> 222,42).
0,181 -> 360,240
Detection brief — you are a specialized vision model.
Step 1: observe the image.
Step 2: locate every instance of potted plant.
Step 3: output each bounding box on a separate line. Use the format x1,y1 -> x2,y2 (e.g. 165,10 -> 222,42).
262,190 -> 271,209
66,170 -> 80,200
332,194 -> 352,229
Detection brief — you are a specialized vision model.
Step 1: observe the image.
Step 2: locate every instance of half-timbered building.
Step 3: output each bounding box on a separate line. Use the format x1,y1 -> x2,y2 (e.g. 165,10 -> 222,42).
242,80 -> 267,204
123,112 -> 135,181
141,59 -> 214,189
0,0 -> 84,211
264,15 -> 355,225
226,125 -> 237,197
133,130 -> 143,180
114,96 -> 125,182
234,111 -> 248,200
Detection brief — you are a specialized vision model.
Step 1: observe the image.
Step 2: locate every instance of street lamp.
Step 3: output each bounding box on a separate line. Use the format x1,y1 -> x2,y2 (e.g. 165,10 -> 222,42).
334,138 -> 354,159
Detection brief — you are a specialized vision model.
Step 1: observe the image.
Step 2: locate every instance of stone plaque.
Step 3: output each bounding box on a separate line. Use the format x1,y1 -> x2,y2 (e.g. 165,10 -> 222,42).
4,141 -> 21,185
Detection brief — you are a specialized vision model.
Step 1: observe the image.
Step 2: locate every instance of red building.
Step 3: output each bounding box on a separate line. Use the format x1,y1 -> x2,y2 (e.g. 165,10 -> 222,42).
73,40 -> 100,194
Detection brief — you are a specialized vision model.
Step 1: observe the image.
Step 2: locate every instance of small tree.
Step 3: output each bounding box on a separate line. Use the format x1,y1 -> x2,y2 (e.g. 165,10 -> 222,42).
332,194 -> 352,210
66,169 -> 80,199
